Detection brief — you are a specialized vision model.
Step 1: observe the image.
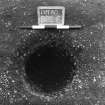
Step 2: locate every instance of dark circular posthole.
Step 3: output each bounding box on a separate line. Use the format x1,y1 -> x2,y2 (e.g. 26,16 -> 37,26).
24,43 -> 76,94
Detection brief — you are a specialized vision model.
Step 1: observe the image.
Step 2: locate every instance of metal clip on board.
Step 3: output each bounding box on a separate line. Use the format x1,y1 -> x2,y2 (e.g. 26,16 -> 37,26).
19,6 -> 82,30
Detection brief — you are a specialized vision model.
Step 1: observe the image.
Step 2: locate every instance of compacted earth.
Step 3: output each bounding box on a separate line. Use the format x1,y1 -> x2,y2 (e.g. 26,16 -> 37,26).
0,0 -> 105,105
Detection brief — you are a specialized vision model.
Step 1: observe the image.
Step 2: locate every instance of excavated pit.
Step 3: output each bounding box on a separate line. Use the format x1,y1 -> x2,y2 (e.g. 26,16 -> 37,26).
24,42 -> 77,94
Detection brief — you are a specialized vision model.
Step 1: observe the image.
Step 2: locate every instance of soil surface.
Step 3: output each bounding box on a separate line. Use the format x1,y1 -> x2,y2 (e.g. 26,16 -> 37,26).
0,0 -> 105,105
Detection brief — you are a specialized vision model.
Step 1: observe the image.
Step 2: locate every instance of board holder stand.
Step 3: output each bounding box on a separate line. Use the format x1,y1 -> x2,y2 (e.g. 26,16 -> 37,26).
18,24 -> 82,30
